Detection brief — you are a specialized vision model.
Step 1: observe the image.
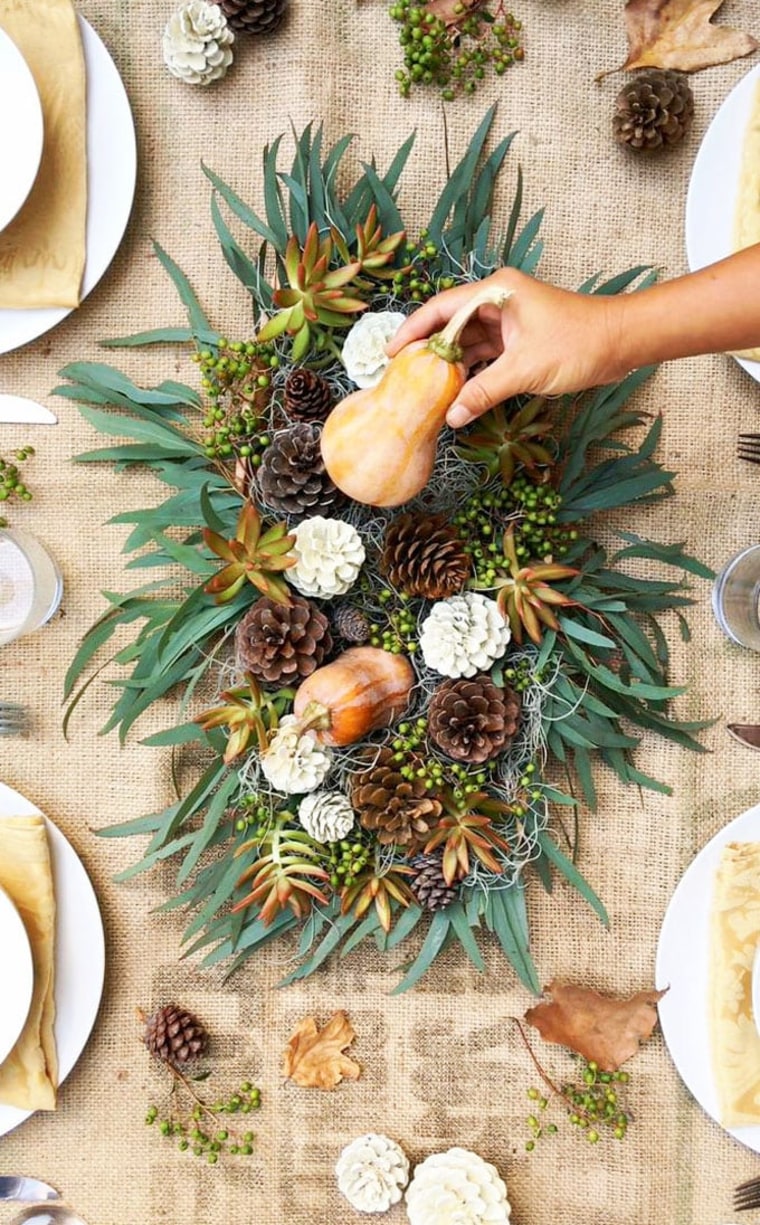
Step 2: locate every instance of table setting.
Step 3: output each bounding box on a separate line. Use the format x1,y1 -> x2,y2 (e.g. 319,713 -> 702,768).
2,1 -> 760,1223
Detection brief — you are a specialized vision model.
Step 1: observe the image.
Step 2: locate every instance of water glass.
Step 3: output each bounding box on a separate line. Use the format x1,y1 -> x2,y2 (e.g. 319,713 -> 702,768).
0,528 -> 62,646
712,544 -> 760,650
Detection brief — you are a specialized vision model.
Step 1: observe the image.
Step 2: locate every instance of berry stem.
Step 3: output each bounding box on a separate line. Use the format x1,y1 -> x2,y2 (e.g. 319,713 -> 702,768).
172,1065 -> 223,1130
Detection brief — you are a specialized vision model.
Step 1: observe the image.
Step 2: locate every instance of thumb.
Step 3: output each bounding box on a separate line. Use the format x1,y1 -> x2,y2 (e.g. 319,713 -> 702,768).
446,361 -> 516,429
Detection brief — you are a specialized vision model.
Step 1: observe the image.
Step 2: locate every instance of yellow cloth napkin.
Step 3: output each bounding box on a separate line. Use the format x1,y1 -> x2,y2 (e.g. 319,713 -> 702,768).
0,815 -> 57,1110
0,0 -> 86,309
710,841 -> 760,1127
732,80 -> 760,363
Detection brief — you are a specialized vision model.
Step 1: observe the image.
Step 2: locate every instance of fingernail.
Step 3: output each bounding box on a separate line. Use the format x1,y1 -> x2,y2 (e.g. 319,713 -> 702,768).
447,403 -> 472,429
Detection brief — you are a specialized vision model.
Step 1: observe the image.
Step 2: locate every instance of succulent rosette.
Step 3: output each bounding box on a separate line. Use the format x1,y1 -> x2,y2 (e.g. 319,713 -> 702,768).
62,113 -> 711,992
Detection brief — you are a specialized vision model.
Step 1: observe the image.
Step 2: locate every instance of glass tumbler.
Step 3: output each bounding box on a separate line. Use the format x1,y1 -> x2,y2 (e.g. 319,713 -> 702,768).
712,544 -> 760,650
0,528 -> 62,646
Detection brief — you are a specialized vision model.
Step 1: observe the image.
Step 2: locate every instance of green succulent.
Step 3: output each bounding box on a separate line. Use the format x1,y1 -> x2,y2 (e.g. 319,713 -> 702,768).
457,396 -> 555,484
485,527 -> 578,646
203,501 -> 295,605
195,674 -> 290,763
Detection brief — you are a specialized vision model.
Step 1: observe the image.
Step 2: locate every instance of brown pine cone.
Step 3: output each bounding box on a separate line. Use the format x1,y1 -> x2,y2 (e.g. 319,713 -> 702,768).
382,513 -> 471,599
352,747 -> 442,847
142,1004 -> 208,1068
428,675 -> 520,764
614,69 -> 694,152
257,423 -> 343,517
283,368 -> 334,423
411,854 -> 458,911
332,604 -> 371,645
236,595 -> 332,685
218,0 -> 288,34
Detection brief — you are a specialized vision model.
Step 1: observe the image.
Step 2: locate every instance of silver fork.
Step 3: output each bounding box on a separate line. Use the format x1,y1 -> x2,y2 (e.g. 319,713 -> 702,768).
738,434 -> 760,465
0,702 -> 27,735
734,1175 -> 760,1212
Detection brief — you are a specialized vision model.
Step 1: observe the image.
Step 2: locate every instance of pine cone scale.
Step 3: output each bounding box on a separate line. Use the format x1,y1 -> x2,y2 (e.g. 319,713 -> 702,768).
352,747 -> 442,847
219,0 -> 288,34
614,70 -> 694,152
257,423 -> 343,518
382,513 -> 470,599
143,1004 -> 208,1068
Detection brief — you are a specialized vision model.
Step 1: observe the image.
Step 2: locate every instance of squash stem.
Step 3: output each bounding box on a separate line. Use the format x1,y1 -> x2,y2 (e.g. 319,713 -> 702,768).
296,701 -> 332,736
427,286 -> 514,363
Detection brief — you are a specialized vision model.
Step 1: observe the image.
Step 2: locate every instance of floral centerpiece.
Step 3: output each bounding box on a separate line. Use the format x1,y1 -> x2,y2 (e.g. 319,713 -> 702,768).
58,108 -> 711,992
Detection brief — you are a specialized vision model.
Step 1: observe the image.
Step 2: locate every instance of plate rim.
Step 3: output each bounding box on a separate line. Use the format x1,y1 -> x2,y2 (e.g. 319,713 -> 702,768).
0,28 -> 44,234
685,61 -> 760,384
656,798 -> 760,1153
0,781 -> 105,1137
0,882 -> 34,1068
0,14 -> 137,356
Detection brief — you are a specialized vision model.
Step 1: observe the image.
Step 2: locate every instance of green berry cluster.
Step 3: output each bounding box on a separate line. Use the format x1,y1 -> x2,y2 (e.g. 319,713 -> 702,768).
234,794 -> 273,835
327,837 -> 372,889
389,1 -> 524,100
370,591 -> 418,655
389,233 -> 457,303
193,339 -> 278,463
502,657 -> 544,695
145,1081 -> 261,1163
524,1060 -> 632,1150
506,473 -> 577,564
0,446 -> 35,525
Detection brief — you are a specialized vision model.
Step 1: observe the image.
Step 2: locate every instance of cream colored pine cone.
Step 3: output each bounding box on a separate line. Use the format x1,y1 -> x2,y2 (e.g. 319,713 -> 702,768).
162,0 -> 234,85
405,1147 -> 511,1224
336,1133 -> 410,1214
290,516 -> 365,598
419,593 -> 511,678
260,715 -> 333,794
298,791 -> 355,843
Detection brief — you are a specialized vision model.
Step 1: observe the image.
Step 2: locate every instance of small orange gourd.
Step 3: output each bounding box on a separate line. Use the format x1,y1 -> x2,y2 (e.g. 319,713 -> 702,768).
292,646 -> 414,747
321,286 -> 512,508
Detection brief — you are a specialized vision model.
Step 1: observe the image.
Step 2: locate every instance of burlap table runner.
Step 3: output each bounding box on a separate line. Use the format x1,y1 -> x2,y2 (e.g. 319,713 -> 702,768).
1,1 -> 759,1221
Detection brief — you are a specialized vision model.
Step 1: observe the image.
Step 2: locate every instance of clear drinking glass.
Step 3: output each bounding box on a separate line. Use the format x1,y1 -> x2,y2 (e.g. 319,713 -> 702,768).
712,544 -> 760,650
0,528 -> 62,646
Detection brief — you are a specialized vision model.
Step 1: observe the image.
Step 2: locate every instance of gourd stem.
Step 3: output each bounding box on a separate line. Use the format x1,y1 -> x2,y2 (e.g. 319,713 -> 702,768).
296,701 -> 332,736
427,286 -> 513,363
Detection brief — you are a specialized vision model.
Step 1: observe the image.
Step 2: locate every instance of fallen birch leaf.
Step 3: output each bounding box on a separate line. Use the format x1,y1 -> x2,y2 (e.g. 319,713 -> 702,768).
613,0 -> 758,74
524,980 -> 667,1071
282,1010 -> 362,1089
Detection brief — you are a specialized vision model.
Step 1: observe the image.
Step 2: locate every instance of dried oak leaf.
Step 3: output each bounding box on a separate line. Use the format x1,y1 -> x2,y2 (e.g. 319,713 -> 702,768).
282,1010 -> 362,1090
425,0 -> 484,29
616,0 -> 758,74
524,979 -> 667,1072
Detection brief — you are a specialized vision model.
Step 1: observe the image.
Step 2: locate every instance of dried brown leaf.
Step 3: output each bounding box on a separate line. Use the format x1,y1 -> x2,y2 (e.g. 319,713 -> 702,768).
524,979 -> 667,1072
425,0 -> 483,29
617,0 -> 758,73
282,1010 -> 362,1090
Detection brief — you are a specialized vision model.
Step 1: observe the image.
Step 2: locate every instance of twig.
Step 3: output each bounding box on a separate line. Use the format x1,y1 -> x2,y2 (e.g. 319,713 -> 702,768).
172,1065 -> 224,1131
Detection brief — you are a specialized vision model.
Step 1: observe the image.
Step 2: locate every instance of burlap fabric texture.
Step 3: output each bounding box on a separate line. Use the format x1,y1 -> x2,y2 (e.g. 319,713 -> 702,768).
1,1 -> 760,1222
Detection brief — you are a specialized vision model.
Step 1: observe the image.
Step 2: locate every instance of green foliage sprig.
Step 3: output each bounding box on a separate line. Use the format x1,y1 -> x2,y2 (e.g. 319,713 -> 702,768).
56,111 -> 712,995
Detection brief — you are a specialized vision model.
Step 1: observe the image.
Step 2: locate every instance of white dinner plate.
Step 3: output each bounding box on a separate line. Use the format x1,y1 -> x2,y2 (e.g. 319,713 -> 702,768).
0,782 -> 105,1137
656,800 -> 760,1153
0,885 -> 34,1068
0,29 -> 44,234
0,17 -> 137,356
685,63 -> 760,385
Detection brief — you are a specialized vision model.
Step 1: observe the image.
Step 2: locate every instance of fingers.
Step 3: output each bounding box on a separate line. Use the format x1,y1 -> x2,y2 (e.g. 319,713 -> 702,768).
446,359 -> 517,428
385,281 -> 496,356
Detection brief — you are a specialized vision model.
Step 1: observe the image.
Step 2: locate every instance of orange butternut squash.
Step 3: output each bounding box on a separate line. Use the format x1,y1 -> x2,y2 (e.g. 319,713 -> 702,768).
293,646 -> 414,747
321,286 -> 513,507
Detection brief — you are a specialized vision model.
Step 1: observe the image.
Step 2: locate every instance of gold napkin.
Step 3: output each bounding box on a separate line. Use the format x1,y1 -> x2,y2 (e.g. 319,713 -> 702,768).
0,0 -> 86,309
710,841 -> 760,1127
0,815 -> 57,1110
732,80 -> 760,363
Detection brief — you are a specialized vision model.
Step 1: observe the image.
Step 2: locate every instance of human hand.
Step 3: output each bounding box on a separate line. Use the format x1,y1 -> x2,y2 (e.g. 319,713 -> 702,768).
386,268 -> 628,428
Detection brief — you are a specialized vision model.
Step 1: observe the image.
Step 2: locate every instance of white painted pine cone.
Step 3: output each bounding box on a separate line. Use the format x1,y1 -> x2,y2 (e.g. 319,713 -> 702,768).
341,311 -> 407,389
336,1133 -> 410,1214
405,1148 -> 511,1224
261,715 -> 332,794
298,791 -> 355,843
419,593 -> 511,678
290,516 -> 365,598
163,0 -> 234,86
